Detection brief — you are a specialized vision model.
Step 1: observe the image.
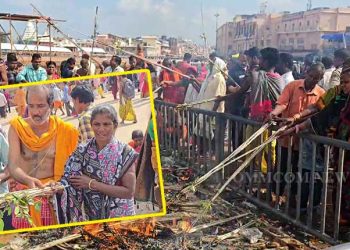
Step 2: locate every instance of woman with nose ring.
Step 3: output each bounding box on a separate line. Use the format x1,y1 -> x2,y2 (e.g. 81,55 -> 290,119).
59,104 -> 139,222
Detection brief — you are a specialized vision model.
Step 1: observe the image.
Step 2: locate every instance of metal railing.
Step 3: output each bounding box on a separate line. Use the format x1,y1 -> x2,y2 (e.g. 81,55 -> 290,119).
154,100 -> 350,244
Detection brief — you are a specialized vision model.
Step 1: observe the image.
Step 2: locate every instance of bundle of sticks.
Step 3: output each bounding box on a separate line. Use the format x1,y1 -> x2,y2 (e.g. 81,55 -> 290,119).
0,183 -> 65,209
180,113 -> 311,203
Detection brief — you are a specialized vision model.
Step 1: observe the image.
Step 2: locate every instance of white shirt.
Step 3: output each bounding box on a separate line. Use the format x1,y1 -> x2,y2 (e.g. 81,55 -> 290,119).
0,93 -> 7,107
52,87 -> 62,101
318,67 -> 335,91
281,71 -> 295,91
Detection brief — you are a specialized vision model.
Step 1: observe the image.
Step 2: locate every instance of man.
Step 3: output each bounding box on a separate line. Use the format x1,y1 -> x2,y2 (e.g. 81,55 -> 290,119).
62,82 -> 74,116
244,47 -> 261,72
127,55 -> 139,91
226,53 -> 248,116
328,48 -> 350,88
8,85 -> 79,228
319,56 -> 335,90
104,56 -> 124,100
193,53 -> 227,155
0,59 -> 8,85
232,47 -> 282,121
61,57 -> 76,79
0,91 -> 7,118
70,85 -> 95,143
52,84 -> 65,116
276,53 -> 295,91
177,53 -> 192,74
266,63 -> 325,202
82,54 -> 96,75
12,86 -> 26,117
6,53 -> 18,84
16,53 -> 47,83
231,47 -> 282,173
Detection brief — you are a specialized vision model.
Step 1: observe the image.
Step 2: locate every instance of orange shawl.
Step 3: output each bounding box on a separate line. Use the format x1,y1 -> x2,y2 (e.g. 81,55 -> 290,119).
10,115 -> 79,181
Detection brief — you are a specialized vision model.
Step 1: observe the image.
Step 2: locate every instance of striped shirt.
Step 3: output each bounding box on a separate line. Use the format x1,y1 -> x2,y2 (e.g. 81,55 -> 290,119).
78,109 -> 94,144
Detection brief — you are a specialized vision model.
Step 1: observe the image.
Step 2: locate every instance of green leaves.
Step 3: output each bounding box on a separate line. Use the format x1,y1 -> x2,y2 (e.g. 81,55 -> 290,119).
34,202 -> 41,212
0,219 -> 4,231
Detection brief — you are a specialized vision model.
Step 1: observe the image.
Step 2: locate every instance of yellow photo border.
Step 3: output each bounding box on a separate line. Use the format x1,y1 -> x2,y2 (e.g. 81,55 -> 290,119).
0,68 -> 167,235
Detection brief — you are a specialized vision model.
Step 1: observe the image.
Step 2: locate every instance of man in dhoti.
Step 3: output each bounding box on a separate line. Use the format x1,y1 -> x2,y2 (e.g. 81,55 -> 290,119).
193,53 -> 227,155
8,85 -> 79,229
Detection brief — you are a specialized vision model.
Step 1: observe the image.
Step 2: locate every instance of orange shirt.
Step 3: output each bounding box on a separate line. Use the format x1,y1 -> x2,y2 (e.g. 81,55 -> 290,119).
13,89 -> 26,106
276,79 -> 325,148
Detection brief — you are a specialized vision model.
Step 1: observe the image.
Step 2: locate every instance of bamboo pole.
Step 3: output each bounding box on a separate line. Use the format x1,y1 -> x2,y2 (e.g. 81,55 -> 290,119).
32,234 -> 82,250
181,122 -> 273,194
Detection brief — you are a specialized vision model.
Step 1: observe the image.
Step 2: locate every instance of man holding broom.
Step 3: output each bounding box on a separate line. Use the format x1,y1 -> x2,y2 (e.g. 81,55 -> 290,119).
7,85 -> 79,229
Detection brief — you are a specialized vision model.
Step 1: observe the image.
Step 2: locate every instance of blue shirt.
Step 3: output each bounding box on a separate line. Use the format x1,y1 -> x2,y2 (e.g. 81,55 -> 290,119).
62,85 -> 70,102
16,64 -> 47,83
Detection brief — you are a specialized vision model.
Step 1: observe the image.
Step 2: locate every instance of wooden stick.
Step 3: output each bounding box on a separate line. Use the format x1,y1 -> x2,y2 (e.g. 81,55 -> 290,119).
216,220 -> 255,241
186,213 -> 249,233
210,125 -> 286,202
32,234 -> 82,250
181,122 -> 272,194
0,184 -> 65,208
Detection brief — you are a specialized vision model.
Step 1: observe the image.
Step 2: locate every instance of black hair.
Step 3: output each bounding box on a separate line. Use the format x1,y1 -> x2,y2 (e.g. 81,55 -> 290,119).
334,48 -> 350,61
321,57 -> 333,69
209,52 -> 217,60
82,54 -> 90,60
7,53 -> 17,62
147,63 -> 156,73
260,47 -> 280,68
246,47 -> 261,58
129,55 -> 136,61
67,57 -> 76,65
70,85 -> 95,104
113,56 -> 122,65
31,53 -> 41,61
279,53 -> 294,70
91,104 -> 118,126
132,130 -> 143,139
309,62 -> 325,74
26,85 -> 54,106
183,53 -> 192,61
46,61 -> 56,68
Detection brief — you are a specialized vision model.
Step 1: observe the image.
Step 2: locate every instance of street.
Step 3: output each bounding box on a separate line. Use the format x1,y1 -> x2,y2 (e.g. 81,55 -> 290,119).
1,90 -> 152,145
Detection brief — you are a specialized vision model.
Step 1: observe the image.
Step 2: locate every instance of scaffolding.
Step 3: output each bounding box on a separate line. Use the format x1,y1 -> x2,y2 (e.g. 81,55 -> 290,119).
0,12 -> 65,61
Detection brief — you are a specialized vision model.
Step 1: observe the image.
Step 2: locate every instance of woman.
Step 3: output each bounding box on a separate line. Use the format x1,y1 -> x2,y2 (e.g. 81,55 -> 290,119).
46,61 -> 60,80
119,75 -> 137,124
60,105 -> 139,222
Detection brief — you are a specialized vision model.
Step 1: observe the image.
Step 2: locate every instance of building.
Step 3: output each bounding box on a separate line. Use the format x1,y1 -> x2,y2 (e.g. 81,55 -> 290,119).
96,34 -> 120,54
216,22 -> 235,57
217,7 -> 350,58
137,36 -> 161,57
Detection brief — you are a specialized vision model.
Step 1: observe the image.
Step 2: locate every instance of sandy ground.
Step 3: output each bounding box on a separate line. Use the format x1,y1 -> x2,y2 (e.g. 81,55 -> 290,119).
0,89 -> 160,218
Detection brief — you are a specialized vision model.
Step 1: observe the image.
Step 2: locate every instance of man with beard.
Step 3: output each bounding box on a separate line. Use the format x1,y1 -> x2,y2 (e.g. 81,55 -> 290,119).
16,53 -> 47,83
8,85 -> 79,228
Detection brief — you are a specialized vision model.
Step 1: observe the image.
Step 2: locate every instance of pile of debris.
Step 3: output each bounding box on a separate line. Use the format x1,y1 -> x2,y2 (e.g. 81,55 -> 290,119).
0,154 -> 331,250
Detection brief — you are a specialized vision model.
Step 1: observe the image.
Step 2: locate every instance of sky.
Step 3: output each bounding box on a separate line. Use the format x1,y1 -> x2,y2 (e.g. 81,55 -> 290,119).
1,0 -> 349,46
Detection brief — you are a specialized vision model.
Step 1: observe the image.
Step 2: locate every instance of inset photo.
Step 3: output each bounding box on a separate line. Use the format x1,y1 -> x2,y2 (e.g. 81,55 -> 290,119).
0,67 -> 165,233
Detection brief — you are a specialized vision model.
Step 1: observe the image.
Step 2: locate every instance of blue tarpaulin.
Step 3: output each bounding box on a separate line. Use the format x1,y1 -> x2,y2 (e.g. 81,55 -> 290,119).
321,33 -> 350,42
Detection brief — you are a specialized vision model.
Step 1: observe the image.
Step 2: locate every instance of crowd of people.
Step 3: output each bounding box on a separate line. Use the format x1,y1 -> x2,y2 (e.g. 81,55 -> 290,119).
155,48 -> 350,227
0,49 -> 163,230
